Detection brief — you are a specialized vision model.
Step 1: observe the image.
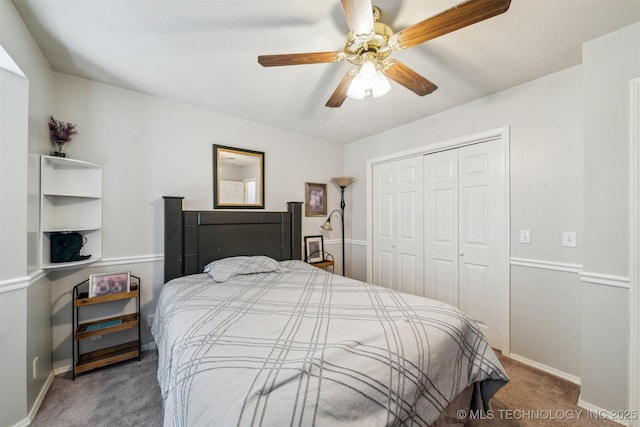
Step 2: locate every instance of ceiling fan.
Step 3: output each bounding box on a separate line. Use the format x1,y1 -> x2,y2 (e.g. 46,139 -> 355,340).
258,0 -> 511,107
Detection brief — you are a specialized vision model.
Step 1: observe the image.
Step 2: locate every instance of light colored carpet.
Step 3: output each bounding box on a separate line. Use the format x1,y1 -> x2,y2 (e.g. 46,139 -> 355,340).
32,350 -> 620,426
466,353 -> 620,427
31,351 -> 162,427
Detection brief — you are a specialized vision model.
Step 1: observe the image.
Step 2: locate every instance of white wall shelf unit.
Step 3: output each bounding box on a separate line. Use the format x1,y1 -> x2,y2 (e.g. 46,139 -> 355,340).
40,155 -> 102,270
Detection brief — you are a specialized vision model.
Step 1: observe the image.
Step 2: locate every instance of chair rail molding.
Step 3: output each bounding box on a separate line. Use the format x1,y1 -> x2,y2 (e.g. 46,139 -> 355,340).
510,257 -> 582,274
0,275 -> 30,293
94,254 -> 163,267
509,258 -> 632,289
578,271 -> 631,289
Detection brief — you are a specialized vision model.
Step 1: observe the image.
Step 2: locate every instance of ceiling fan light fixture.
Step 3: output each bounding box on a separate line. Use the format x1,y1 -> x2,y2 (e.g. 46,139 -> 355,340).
371,70 -> 391,97
258,0 -> 512,107
347,60 -> 391,100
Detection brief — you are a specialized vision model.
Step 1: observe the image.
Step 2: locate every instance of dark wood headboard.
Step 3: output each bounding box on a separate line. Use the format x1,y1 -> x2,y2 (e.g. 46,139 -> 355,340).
163,197 -> 303,283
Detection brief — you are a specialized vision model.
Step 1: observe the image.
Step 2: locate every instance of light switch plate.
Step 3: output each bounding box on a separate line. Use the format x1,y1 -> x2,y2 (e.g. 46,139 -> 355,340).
519,230 -> 531,244
562,231 -> 577,247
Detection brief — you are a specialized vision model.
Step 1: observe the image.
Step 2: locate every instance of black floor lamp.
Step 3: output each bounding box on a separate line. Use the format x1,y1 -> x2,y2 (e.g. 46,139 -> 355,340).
321,177 -> 354,276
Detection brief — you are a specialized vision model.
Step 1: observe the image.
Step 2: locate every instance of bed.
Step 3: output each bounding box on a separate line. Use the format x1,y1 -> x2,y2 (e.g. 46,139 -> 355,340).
153,197 -> 508,426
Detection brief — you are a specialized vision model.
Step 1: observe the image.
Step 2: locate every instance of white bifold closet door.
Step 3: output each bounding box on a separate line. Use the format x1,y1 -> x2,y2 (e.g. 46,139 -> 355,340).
372,138 -> 507,350
372,156 -> 424,295
424,139 -> 507,349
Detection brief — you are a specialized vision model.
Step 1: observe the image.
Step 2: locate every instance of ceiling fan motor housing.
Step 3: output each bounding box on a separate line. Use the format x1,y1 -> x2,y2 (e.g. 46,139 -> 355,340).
345,8 -> 393,67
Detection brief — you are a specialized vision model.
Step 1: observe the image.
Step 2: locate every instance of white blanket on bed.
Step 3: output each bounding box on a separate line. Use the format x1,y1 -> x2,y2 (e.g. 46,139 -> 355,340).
152,260 -> 507,426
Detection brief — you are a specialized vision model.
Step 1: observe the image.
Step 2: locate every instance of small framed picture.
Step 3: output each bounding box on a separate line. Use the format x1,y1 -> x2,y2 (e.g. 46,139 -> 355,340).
304,235 -> 325,263
89,272 -> 131,298
305,182 -> 327,217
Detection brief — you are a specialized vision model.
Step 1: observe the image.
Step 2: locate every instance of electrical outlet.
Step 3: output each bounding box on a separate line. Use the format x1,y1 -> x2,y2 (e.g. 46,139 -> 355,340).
148,314 -> 155,328
32,356 -> 39,380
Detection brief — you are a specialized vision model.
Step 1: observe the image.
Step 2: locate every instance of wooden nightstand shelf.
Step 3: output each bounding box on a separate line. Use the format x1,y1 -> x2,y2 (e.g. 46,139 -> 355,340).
72,276 -> 141,379
311,260 -> 334,270
306,251 -> 335,273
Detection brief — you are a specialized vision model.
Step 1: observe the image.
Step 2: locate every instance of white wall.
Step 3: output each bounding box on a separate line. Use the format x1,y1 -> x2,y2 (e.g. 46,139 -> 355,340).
49,73 -> 346,370
53,73 -> 344,254
580,22 -> 640,412
0,67 -> 28,281
344,22 -> 640,414
0,1 -> 54,425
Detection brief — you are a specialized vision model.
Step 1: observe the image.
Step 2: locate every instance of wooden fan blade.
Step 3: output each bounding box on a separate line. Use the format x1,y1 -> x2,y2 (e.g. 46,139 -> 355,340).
384,60 -> 437,96
258,52 -> 344,67
326,71 -> 357,108
340,0 -> 375,35
394,0 -> 511,49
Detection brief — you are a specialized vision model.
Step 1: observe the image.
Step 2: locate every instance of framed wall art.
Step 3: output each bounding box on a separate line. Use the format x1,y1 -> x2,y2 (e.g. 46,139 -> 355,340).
213,144 -> 265,209
304,235 -> 325,263
89,272 -> 131,297
305,182 -> 327,217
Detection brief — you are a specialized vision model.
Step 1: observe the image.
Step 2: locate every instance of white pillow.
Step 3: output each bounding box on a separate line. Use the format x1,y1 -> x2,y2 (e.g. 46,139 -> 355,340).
203,256 -> 283,282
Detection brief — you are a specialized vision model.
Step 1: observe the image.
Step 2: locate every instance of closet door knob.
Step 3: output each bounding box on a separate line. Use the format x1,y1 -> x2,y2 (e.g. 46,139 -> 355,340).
459,252 -> 464,256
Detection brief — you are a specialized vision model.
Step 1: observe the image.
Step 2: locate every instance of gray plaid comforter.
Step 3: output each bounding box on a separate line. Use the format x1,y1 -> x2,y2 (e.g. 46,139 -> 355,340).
152,260 -> 507,426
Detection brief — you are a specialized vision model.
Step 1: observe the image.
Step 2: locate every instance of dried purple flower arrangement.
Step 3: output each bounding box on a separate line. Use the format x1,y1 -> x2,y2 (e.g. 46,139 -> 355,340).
48,116 -> 77,157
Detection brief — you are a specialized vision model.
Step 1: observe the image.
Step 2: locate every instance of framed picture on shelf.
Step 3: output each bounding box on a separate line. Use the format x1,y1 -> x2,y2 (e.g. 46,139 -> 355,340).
304,235 -> 325,263
305,182 -> 327,217
89,272 -> 131,297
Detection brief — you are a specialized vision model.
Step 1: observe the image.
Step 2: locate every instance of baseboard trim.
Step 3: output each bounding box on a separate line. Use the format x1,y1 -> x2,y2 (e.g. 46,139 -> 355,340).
11,370 -> 55,427
508,353 -> 581,385
27,371 -> 55,425
11,416 -> 29,427
577,396 -> 629,426
53,364 -> 71,376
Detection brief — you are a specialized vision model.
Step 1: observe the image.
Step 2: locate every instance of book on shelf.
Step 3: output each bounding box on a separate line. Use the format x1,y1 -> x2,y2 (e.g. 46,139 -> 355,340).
86,319 -> 122,331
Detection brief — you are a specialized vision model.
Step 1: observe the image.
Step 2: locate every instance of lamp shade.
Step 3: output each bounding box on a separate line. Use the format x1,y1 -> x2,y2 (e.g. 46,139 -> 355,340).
320,219 -> 333,231
331,177 -> 354,188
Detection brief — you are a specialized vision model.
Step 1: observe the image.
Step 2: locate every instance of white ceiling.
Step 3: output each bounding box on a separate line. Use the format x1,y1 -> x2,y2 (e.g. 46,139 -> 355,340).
13,0 -> 640,144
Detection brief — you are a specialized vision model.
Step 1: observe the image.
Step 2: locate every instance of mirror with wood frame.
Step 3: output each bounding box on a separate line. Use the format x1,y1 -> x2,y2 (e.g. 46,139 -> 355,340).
213,145 -> 264,209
